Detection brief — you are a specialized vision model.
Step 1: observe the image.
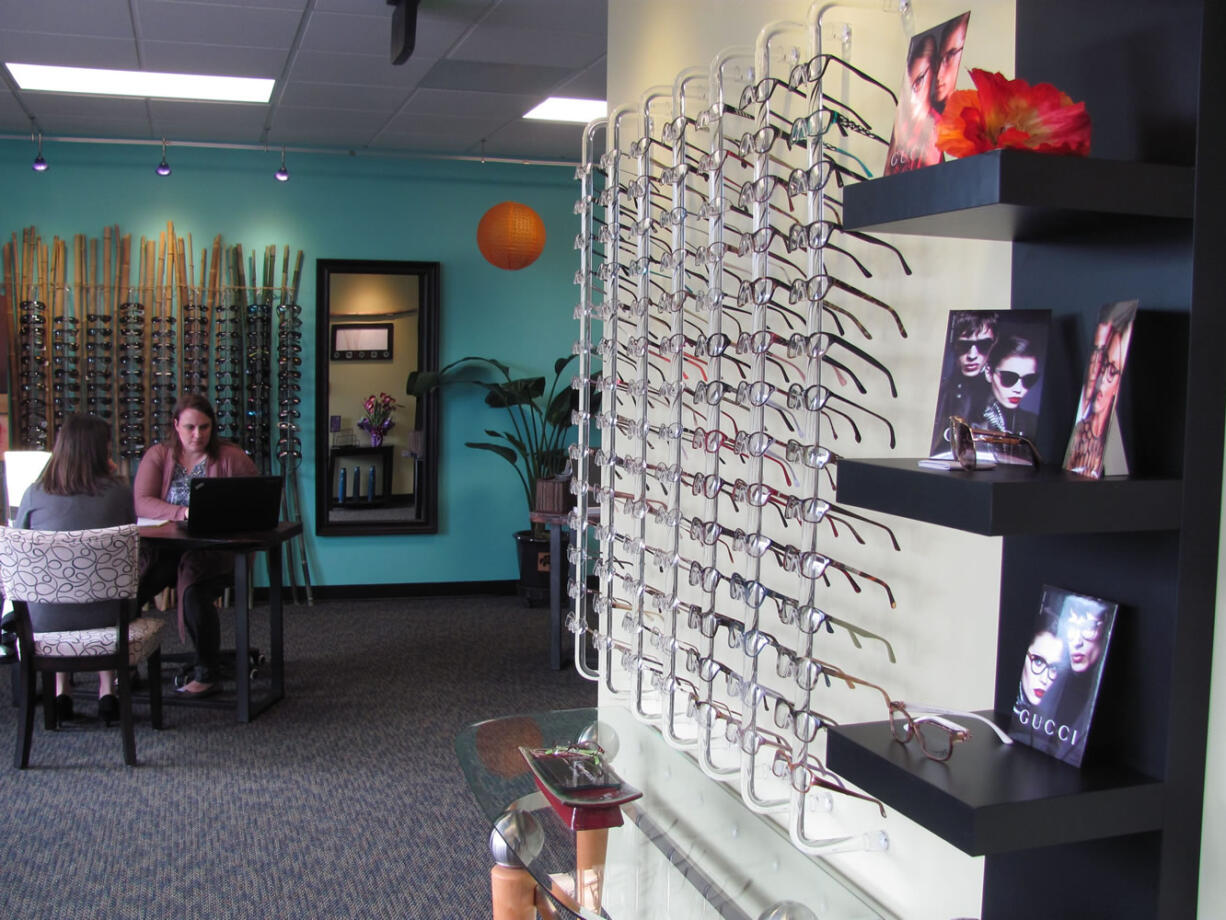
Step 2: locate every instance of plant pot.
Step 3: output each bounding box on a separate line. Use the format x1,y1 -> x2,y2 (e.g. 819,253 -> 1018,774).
514,529 -> 567,607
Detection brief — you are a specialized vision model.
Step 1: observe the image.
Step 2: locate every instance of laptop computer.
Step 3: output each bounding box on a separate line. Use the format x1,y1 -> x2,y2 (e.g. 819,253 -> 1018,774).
186,476 -> 283,535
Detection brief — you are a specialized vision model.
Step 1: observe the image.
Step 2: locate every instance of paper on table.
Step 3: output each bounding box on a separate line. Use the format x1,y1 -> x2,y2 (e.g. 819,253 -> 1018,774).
137,517 -> 169,527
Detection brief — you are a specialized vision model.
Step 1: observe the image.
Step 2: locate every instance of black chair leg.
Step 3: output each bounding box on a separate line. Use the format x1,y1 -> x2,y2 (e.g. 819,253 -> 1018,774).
15,662 -> 35,769
148,649 -> 163,731
117,666 -> 136,766
41,672 -> 56,731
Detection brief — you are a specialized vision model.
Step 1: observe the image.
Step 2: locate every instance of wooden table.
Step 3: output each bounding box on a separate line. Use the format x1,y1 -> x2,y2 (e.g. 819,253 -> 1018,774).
138,521 -> 302,722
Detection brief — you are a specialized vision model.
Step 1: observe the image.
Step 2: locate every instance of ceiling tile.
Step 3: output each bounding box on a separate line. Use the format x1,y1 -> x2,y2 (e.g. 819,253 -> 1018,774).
23,94 -> 150,121
401,87 -> 539,119
478,117 -> 584,159
551,56 -> 606,98
449,25 -> 605,69
0,0 -> 134,38
137,0 -> 302,48
288,49 -> 429,88
278,81 -> 408,113
481,0 -> 607,35
380,109 -> 500,139
418,60 -> 571,95
270,104 -> 390,143
140,40 -> 286,78
0,33 -> 140,70
299,11 -> 388,55
150,100 -> 272,142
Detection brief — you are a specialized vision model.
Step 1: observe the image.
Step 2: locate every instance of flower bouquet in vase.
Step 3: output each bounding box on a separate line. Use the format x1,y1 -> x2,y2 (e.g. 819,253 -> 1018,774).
357,392 -> 399,447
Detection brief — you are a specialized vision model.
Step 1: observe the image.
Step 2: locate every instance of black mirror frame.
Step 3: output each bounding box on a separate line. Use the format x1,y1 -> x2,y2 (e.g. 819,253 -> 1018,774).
315,258 -> 440,536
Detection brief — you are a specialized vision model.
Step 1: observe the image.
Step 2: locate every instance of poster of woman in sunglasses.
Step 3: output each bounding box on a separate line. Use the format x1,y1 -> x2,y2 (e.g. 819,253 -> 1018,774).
1063,299 -> 1138,479
929,309 -> 1050,463
1008,586 -> 1117,767
884,11 -> 971,176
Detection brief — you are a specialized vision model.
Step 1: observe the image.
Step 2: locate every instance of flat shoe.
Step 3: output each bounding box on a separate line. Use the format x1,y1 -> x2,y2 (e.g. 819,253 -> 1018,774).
176,680 -> 219,699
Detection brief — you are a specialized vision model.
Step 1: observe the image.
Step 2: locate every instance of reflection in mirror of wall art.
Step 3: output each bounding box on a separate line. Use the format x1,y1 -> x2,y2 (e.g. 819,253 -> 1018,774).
331,322 -> 394,360
315,259 -> 439,536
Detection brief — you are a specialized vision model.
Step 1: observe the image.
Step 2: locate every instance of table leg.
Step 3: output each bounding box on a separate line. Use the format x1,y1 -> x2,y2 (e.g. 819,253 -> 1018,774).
268,545 -> 285,702
490,863 -> 537,920
234,553 -> 250,723
548,522 -> 564,671
575,828 -> 608,913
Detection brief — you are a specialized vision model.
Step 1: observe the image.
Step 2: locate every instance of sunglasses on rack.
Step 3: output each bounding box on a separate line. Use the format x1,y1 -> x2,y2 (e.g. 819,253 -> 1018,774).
948,415 -> 1041,470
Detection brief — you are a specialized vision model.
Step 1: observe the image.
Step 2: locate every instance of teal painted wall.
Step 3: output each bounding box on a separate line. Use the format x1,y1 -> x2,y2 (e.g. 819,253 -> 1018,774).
0,139 -> 580,586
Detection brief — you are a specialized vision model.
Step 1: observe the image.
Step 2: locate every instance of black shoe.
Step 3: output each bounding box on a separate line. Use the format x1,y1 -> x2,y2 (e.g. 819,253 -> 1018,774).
54,694 -> 74,724
98,694 -> 119,726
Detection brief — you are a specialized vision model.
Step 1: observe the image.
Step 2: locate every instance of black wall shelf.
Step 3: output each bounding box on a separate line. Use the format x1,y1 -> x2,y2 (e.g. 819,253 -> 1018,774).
826,716 -> 1163,856
836,460 -> 1182,536
842,149 -> 1193,241
825,4 -> 1221,914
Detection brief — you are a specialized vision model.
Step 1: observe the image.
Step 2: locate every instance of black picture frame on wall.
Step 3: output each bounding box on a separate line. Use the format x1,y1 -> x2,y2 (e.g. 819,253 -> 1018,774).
331,322 -> 394,361
315,258 -> 441,537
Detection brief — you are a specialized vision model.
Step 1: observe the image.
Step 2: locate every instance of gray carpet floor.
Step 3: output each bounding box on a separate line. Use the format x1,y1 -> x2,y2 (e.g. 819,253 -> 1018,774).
0,594 -> 597,919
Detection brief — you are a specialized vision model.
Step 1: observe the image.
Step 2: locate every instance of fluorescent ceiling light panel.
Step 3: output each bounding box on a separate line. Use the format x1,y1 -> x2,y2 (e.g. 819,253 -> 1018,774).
5,63 -> 274,103
524,97 -> 606,124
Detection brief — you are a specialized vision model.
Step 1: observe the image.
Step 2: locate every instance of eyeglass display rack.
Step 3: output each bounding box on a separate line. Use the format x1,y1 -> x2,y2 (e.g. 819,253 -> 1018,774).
567,11 -> 917,914
818,3 -> 1221,918
0,228 -> 305,482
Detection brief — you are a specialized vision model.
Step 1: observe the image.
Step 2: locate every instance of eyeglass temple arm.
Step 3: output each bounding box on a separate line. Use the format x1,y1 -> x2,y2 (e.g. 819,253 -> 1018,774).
903,703 -> 1014,745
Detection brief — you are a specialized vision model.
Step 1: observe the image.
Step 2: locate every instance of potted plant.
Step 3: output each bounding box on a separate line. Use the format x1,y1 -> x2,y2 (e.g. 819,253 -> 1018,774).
406,353 -> 596,601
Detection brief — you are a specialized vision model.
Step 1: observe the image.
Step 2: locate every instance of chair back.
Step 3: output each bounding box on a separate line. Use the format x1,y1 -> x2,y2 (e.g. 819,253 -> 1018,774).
0,524 -> 140,604
4,451 -> 51,523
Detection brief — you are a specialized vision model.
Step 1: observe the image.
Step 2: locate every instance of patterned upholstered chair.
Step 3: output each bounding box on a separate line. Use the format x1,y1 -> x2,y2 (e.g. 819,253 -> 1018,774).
0,524 -> 164,767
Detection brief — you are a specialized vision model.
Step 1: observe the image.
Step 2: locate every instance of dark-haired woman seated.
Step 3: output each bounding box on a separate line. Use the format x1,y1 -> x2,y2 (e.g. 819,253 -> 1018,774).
15,413 -> 136,724
134,393 -> 257,698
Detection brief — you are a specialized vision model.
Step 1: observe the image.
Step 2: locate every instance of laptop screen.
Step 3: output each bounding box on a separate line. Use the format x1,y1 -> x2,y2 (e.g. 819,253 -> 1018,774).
186,476 -> 282,534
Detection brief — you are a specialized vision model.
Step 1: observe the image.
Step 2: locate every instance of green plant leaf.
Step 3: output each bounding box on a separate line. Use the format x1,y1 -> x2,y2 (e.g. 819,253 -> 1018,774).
483,376 -> 545,408
464,441 -> 518,465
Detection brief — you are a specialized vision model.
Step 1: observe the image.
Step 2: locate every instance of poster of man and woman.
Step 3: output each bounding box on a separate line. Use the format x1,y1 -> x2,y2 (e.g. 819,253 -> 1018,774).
1008,585 -> 1117,767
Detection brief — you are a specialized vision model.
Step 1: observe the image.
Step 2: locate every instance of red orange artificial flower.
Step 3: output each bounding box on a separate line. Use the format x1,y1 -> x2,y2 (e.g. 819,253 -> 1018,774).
936,68 -> 1091,158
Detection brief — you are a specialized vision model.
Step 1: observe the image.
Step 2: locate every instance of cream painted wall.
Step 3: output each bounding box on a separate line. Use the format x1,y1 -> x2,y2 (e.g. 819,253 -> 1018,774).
327,272 -> 421,494
600,2 -> 1015,918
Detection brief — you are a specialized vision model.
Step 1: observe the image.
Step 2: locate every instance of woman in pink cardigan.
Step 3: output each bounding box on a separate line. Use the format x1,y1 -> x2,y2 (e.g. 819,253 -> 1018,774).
135,393 -> 257,697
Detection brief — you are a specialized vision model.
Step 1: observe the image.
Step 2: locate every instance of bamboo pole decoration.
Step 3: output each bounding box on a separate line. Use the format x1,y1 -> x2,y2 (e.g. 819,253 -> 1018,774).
156,231 -> 167,320
102,227 -> 111,314
39,238 -> 49,305
289,250 -> 304,304
209,235 -> 222,311
280,244 -> 290,303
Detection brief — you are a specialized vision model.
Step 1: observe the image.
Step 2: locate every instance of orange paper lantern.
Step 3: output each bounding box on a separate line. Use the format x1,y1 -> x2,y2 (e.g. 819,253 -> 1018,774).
477,201 -> 546,270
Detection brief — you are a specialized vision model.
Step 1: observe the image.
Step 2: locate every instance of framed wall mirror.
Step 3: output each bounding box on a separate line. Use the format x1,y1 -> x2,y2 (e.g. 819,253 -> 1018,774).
315,259 -> 440,535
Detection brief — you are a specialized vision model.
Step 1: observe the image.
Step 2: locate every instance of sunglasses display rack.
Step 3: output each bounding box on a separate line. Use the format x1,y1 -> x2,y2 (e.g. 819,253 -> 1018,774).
17,294 -> 49,450
0,226 -> 306,481
569,20 -> 913,862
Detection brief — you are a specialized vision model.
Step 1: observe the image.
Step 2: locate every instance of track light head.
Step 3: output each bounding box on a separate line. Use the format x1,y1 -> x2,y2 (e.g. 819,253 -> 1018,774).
274,146 -> 289,182
155,137 -> 171,176
31,131 -> 47,172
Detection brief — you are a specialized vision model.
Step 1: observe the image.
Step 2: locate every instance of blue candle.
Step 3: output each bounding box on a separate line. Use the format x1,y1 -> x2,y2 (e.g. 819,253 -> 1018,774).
337,467 -> 347,504
368,466 -> 377,502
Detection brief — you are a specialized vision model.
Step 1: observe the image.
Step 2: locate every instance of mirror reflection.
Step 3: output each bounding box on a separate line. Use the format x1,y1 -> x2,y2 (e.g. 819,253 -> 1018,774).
315,259 -> 439,535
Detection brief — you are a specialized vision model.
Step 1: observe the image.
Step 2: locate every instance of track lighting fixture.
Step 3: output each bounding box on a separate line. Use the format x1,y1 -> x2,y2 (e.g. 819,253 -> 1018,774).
31,130 -> 47,172
155,137 -> 171,176
274,146 -> 289,182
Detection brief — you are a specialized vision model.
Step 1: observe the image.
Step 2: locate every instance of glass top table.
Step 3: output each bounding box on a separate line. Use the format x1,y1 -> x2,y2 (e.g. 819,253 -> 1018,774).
456,706 -> 894,920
